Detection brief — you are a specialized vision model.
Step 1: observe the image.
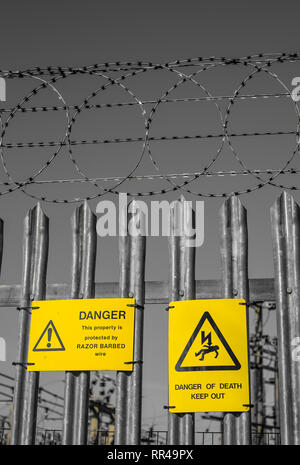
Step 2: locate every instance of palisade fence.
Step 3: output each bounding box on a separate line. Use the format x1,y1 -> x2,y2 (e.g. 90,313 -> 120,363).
0,190 -> 299,445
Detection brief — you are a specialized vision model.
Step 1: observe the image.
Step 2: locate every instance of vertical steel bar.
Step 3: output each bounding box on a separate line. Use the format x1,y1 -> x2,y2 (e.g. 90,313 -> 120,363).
168,198 -> 195,445
253,305 -> 264,442
271,192 -> 293,444
219,198 -> 237,445
62,372 -> 76,444
219,196 -> 251,445
62,206 -> 83,444
125,208 -> 134,445
0,222 -> 6,435
126,200 -> 146,445
73,202 -> 97,445
274,356 -> 280,433
270,191 -> 300,444
21,204 -> 49,445
231,196 -> 251,445
179,198 -> 195,445
168,200 -> 182,445
284,193 -> 300,445
115,206 -> 131,445
11,211 -> 33,445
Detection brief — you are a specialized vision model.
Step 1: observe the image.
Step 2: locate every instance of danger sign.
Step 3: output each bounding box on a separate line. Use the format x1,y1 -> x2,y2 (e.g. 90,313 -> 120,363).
27,298 -> 135,372
168,299 -> 250,413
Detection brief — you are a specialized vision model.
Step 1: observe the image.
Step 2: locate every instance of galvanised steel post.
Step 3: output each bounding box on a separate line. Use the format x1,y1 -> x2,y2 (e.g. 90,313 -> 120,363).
11,208 -> 33,445
168,197 -> 195,446
168,200 -> 181,445
17,204 -> 49,445
179,198 -> 195,446
271,191 -> 300,444
115,206 -> 131,445
126,200 -> 146,445
72,202 -> 97,445
274,351 -> 280,434
62,205 -> 86,444
252,305 -> 264,443
219,196 -> 251,445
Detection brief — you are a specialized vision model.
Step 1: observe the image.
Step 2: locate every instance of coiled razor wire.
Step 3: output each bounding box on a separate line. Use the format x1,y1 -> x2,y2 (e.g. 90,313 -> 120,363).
0,51 -> 300,203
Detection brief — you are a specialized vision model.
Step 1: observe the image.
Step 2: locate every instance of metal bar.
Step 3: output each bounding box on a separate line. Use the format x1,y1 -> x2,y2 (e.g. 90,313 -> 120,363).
22,204 -> 49,445
231,196 -> 252,445
38,397 -> 64,409
73,202 -> 97,445
126,200 -> 146,445
0,382 -> 13,391
0,391 -> 12,399
0,278 -> 276,306
167,199 -> 183,445
167,198 -> 196,445
274,355 -> 280,431
284,193 -> 300,445
62,205 -> 84,444
17,204 -> 49,445
270,191 -> 300,444
114,206 -> 131,445
179,198 -> 195,446
219,198 -> 237,444
10,209 -> 33,445
219,196 -> 251,445
0,373 -> 14,381
252,306 -> 265,443
39,387 -> 64,401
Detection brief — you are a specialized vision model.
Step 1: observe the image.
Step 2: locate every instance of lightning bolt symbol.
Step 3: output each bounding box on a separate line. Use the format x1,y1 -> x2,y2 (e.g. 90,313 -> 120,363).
201,331 -> 212,346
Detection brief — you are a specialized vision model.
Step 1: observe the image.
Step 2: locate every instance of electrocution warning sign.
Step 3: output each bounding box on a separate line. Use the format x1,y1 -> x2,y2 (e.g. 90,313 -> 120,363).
27,298 -> 135,372
168,299 -> 250,413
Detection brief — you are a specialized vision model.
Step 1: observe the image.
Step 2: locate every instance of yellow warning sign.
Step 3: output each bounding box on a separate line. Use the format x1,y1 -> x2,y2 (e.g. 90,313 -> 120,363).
169,299 -> 250,413
27,298 -> 135,372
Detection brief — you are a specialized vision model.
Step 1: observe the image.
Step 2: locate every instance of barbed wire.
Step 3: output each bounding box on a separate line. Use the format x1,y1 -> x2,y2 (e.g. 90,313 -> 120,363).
0,167 -> 298,187
0,51 -> 299,77
0,91 -> 292,114
1,129 -> 298,148
0,51 -> 299,203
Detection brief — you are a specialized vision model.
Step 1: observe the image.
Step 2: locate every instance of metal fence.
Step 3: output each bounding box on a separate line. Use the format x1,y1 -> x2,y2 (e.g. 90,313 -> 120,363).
0,191 -> 299,444
0,428 -> 281,446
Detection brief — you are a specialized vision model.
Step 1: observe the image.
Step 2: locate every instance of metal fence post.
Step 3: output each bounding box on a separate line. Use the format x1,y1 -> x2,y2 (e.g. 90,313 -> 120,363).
126,200 -> 146,445
62,203 -> 90,444
168,197 -> 195,445
252,304 -> 264,442
270,191 -> 300,445
219,196 -> 251,445
115,206 -> 131,445
10,204 -> 49,445
11,209 -> 33,445
168,200 -> 181,445
71,201 -> 97,445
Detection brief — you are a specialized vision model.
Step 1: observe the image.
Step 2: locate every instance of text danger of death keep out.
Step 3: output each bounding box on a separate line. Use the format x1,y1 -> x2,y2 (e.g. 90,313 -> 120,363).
168,299 -> 250,413
27,298 -> 135,372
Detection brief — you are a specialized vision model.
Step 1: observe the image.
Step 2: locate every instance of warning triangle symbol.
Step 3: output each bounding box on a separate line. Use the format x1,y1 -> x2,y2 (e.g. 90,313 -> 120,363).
33,320 -> 65,352
175,311 -> 241,371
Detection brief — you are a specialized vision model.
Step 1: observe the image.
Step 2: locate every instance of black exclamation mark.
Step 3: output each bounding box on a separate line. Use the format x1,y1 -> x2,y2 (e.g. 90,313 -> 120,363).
47,327 -> 52,348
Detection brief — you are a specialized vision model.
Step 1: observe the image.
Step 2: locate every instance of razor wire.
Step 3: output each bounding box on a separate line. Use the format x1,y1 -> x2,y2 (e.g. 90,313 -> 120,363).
0,51 -> 300,203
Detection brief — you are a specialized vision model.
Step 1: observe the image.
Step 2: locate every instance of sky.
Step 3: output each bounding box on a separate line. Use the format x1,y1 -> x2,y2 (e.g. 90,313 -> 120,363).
0,0 -> 299,439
